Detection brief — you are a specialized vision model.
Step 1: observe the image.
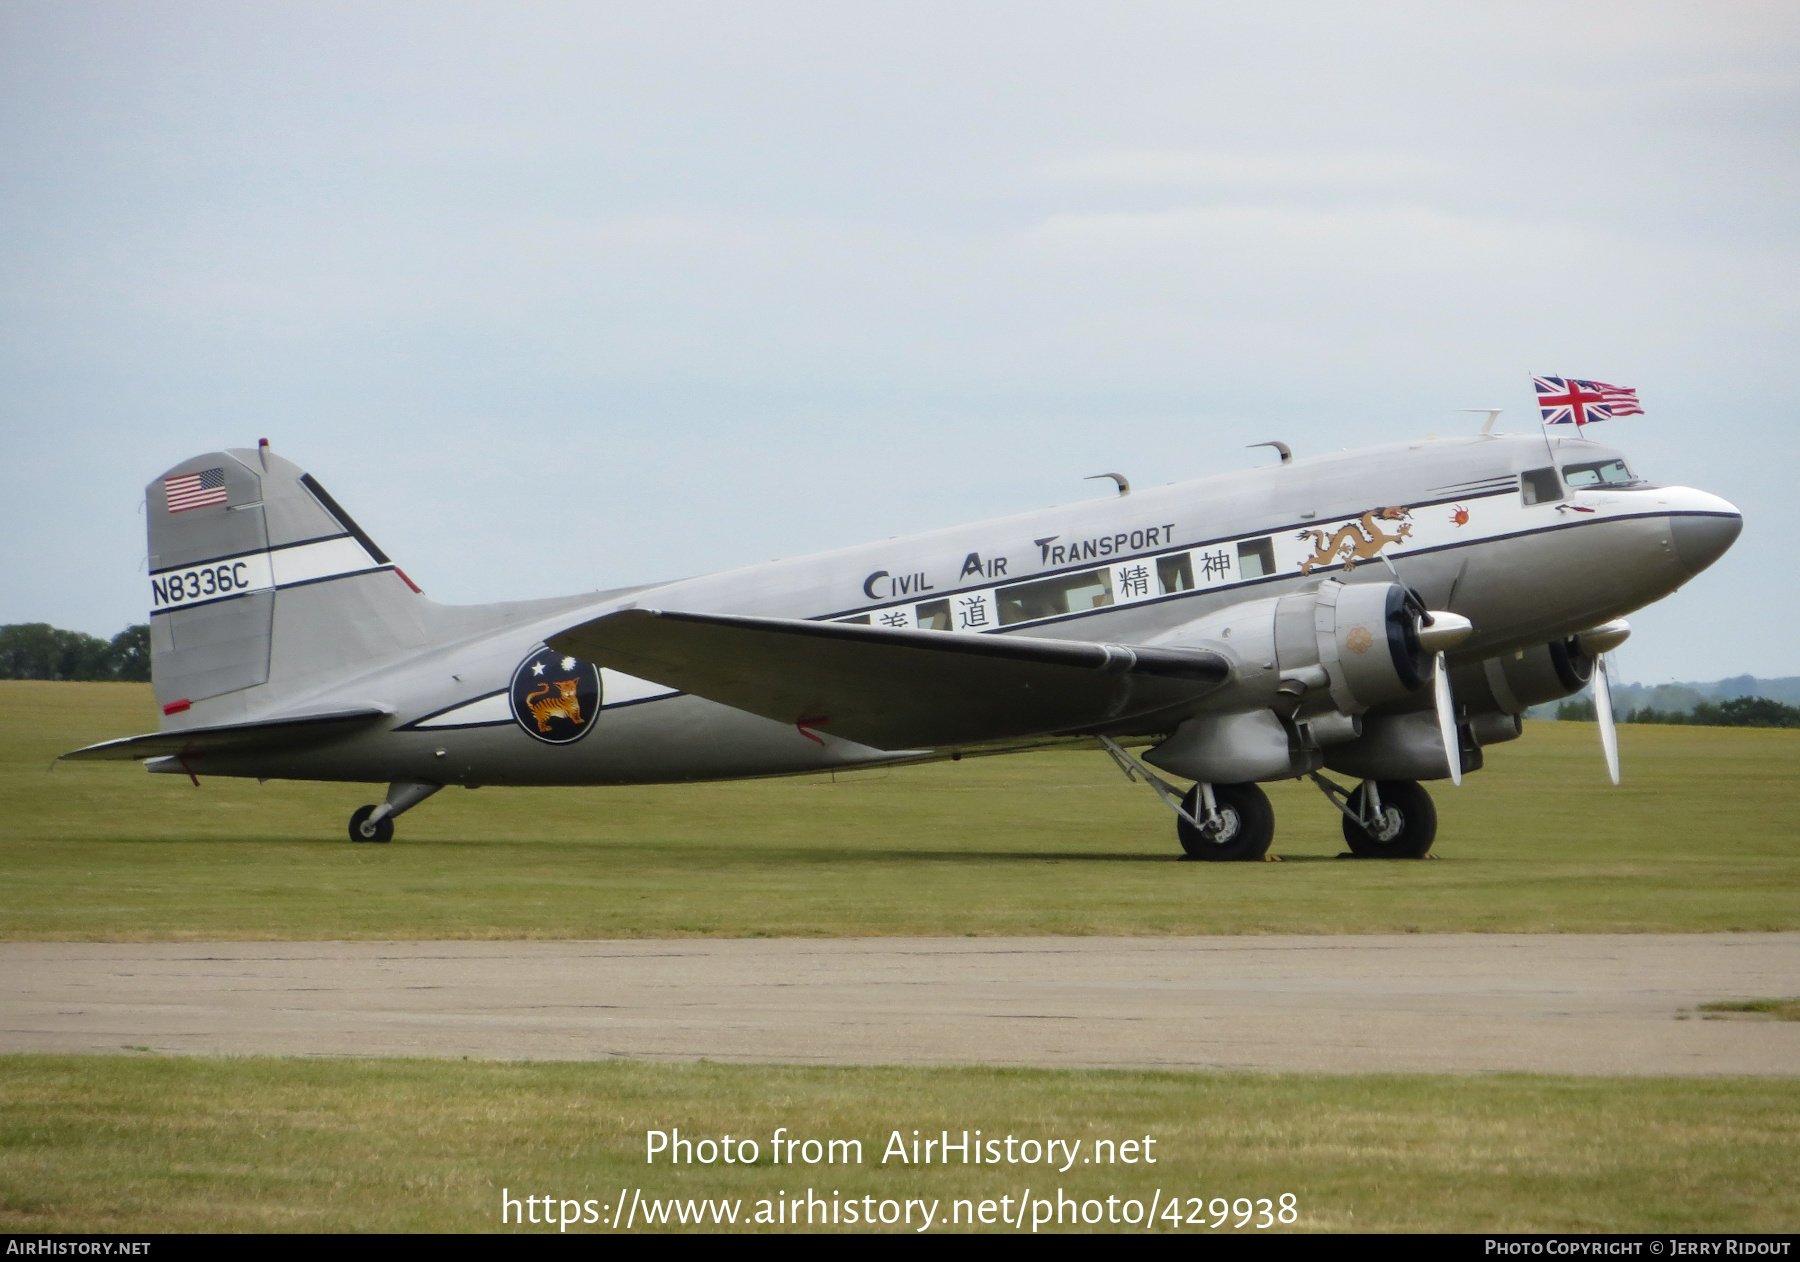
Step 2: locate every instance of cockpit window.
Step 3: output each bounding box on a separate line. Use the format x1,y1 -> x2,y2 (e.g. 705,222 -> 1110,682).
1520,467 -> 1563,505
1562,459 -> 1638,488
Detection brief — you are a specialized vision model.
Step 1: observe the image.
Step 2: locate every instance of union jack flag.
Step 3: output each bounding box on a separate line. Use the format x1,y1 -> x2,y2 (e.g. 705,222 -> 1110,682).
1532,376 -> 1644,426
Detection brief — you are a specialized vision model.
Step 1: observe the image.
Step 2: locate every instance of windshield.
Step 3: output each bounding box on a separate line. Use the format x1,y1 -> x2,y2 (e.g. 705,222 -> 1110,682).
1562,458 -> 1638,488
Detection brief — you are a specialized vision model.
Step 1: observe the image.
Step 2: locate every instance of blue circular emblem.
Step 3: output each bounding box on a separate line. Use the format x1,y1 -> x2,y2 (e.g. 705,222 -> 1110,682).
509,646 -> 602,745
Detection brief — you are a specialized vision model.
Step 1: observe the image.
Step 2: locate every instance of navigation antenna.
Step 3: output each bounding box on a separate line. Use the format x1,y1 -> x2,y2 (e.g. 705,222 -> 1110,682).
1458,409 -> 1503,436
1084,472 -> 1131,496
1247,441 -> 1292,464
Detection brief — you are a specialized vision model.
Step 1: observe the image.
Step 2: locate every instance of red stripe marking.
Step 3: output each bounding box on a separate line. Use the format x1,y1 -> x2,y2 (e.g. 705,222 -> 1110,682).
796,715 -> 829,744
393,567 -> 422,593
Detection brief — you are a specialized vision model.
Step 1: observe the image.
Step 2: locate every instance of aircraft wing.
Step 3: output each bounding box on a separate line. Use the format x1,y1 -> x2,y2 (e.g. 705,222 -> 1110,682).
548,609 -> 1231,750
59,708 -> 390,762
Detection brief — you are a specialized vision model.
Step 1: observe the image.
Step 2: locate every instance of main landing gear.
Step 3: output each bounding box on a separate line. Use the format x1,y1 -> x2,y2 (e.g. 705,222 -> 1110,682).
1175,782 -> 1275,861
348,781 -> 441,843
1309,773 -> 1438,858
1098,737 -> 1274,862
1098,737 -> 1439,860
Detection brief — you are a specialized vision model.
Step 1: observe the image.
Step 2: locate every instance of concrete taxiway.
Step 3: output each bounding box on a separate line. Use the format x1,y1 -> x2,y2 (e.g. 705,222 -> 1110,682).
3,934 -> 1796,1074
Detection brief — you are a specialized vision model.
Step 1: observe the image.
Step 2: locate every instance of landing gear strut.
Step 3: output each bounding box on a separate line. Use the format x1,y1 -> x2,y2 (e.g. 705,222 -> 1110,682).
1098,737 -> 1275,862
348,781 -> 441,844
1310,774 -> 1437,858
1176,782 -> 1275,861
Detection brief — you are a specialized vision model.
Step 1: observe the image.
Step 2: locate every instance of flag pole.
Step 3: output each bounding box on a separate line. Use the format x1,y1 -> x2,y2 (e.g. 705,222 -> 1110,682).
1534,373 -> 1557,464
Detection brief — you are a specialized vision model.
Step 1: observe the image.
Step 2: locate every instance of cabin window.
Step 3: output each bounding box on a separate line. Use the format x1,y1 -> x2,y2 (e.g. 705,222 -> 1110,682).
1236,536 -> 1276,579
1157,553 -> 1194,594
837,614 -> 871,625
1562,459 -> 1637,488
1521,467 -> 1563,504
915,599 -> 953,631
996,568 -> 1114,625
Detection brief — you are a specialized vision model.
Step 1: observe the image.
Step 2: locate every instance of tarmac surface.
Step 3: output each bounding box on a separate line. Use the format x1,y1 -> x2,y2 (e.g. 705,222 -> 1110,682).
4,933 -> 1798,1074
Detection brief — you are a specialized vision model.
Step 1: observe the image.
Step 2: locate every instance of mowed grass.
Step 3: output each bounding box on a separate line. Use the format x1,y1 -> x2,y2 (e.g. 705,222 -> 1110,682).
4,681 -> 1797,940
1697,998 -> 1800,1021
2,1054 -> 1796,1233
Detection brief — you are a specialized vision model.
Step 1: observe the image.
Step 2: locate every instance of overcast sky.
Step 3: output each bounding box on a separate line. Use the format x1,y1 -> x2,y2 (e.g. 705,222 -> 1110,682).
2,2 -> 1794,682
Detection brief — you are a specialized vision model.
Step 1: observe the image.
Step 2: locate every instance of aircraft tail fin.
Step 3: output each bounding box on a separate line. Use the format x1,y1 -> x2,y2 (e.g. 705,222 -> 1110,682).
146,443 -> 434,725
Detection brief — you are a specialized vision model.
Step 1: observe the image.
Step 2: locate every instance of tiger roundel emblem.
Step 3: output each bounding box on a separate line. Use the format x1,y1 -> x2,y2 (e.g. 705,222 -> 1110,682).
509,646 -> 602,745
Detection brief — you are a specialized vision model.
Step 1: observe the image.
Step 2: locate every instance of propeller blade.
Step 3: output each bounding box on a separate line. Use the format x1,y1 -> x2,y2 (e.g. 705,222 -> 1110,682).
1433,651 -> 1461,786
1593,653 -> 1621,786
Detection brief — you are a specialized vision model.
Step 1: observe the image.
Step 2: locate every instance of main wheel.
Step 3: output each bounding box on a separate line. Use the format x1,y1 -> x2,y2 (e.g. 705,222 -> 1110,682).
348,804 -> 394,844
1177,782 -> 1275,861
1341,780 -> 1436,858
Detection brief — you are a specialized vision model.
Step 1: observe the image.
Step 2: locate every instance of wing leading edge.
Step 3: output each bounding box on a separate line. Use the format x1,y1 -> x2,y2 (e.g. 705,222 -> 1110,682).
548,609 -> 1231,750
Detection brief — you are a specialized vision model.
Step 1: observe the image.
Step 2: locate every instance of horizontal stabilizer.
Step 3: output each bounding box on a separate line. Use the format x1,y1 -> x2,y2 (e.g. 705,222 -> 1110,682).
548,609 -> 1230,749
59,708 -> 390,762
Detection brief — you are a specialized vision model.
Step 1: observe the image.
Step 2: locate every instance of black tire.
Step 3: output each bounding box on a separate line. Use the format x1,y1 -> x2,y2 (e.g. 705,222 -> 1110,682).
1177,782 -> 1275,861
1341,779 -> 1436,858
348,804 -> 394,844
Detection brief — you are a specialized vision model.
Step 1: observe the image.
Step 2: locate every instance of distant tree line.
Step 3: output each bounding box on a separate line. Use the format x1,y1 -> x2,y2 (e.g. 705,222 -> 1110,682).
1556,695 -> 1800,728
0,623 -> 151,682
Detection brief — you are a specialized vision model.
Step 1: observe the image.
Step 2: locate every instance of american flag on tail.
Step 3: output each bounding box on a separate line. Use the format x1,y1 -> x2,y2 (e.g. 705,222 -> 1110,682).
1532,376 -> 1644,426
164,467 -> 228,512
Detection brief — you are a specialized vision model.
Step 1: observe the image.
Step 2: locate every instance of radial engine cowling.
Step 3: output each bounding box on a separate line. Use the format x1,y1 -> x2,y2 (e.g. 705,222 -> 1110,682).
1451,633 -> 1614,716
1143,580 -> 1435,784
1288,579 -> 1432,716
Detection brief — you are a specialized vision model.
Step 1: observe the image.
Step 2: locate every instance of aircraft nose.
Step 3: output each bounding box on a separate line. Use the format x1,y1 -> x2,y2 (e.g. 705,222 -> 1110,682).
1669,501 -> 1743,576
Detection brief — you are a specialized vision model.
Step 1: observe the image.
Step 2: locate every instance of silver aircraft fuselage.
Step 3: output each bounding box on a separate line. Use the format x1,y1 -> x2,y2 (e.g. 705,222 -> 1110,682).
147,430 -> 1739,788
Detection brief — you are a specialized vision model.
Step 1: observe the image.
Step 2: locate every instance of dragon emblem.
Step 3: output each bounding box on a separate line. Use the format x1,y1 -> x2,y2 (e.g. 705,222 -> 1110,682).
1296,506 -> 1413,575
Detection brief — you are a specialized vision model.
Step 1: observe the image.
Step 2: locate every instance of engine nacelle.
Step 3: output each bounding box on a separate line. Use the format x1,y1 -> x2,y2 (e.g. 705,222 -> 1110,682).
1284,580 -> 1431,716
1144,709 -> 1319,784
1151,579 -> 1431,717
1323,711 -> 1471,781
1143,580 -> 1439,783
1453,637 -> 1599,716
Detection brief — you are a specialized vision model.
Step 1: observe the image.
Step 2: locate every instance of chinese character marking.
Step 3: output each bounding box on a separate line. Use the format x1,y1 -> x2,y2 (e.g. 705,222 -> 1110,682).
1116,563 -> 1150,599
878,610 -> 911,628
956,596 -> 990,629
1199,549 -> 1232,581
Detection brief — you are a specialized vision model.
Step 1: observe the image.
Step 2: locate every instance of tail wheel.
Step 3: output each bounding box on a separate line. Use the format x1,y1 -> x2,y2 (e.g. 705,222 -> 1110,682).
1177,782 -> 1275,861
348,804 -> 394,844
1341,780 -> 1436,858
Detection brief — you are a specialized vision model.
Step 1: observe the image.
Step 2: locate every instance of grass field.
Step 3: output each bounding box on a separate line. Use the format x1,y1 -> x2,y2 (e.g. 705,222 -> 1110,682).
2,1054 -> 1796,1233
7,683 -> 1799,1235
5,681 -> 1797,940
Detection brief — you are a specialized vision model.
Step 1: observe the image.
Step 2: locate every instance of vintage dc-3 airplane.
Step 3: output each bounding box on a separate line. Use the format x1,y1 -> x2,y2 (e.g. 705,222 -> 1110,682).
64,424 -> 1740,860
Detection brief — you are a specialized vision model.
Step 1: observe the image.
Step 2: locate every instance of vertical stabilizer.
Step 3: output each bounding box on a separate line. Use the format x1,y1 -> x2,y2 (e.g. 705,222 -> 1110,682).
147,446 -> 430,725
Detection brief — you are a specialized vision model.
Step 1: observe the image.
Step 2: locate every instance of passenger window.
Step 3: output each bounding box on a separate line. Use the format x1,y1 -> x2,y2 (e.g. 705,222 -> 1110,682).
838,614 -> 871,625
1156,553 -> 1194,594
915,599 -> 952,631
1236,536 -> 1276,579
1521,468 -> 1563,504
995,568 -> 1114,625
1562,459 -> 1636,488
